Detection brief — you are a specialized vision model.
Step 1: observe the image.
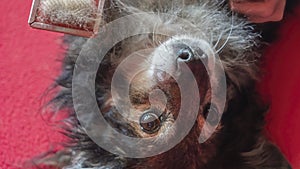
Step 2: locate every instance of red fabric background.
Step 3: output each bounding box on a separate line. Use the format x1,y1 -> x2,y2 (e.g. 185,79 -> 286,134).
0,0 -> 299,168
262,9 -> 300,168
0,1 -> 65,168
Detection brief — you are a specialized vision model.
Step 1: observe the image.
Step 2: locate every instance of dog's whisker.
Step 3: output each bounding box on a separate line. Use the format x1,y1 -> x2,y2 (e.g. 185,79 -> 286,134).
216,12 -> 234,54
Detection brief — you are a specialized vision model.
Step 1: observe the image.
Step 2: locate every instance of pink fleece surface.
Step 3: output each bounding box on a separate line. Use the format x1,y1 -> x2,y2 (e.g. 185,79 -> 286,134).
0,0 -> 65,168
0,0 -> 299,169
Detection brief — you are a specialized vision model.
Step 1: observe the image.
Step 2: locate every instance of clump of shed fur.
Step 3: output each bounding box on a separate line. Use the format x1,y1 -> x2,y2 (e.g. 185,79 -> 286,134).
38,0 -> 98,29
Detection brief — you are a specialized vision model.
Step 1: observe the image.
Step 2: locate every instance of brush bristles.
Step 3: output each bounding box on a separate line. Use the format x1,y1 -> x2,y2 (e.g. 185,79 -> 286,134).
38,0 -> 98,30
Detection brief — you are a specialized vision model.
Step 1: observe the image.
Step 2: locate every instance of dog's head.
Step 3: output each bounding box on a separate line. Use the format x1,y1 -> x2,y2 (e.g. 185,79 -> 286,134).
111,35 -> 225,140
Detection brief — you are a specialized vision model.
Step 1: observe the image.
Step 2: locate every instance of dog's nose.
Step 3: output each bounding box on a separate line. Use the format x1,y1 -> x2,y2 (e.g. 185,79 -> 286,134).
177,46 -> 194,62
177,46 -> 205,63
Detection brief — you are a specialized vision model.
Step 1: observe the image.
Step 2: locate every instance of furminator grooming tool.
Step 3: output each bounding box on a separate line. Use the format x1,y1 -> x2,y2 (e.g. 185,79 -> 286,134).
28,0 -> 105,37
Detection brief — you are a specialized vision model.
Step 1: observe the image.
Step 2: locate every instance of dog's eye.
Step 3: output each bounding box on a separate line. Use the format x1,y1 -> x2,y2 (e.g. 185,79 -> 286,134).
139,110 -> 161,134
203,103 -> 220,126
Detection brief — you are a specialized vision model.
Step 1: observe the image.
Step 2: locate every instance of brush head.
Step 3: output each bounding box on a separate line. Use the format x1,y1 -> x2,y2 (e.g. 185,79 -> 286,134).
28,0 -> 105,37
38,0 -> 97,29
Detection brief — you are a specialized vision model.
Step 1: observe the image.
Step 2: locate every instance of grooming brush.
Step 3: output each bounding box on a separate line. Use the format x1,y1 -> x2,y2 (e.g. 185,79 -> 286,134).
28,0 -> 105,37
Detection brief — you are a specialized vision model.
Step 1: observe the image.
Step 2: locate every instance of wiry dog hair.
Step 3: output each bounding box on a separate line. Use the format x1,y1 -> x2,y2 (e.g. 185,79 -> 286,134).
40,0 -> 291,169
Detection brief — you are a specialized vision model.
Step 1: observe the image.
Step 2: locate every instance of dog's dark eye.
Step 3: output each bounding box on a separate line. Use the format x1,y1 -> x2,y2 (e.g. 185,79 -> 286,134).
177,47 -> 193,61
203,103 -> 220,126
140,110 -> 161,134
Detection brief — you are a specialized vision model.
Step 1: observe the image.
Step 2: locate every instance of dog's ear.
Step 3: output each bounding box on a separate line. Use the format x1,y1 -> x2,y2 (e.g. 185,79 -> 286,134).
241,137 -> 291,169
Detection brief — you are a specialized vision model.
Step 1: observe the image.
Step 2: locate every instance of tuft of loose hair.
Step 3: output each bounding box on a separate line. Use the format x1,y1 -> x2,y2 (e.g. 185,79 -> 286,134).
38,0 -> 98,30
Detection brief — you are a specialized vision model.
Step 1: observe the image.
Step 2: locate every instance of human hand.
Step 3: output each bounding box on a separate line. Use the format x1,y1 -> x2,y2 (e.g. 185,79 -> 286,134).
230,0 -> 287,23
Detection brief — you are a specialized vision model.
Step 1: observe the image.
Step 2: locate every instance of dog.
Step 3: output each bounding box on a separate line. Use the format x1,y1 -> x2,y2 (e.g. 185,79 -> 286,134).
40,0 -> 292,168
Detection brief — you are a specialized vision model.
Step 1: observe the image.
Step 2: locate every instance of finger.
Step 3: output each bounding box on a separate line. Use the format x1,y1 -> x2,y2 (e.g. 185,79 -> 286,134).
230,0 -> 278,17
230,0 -> 286,22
